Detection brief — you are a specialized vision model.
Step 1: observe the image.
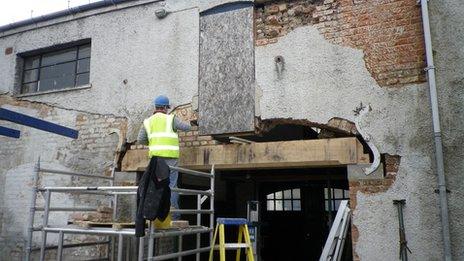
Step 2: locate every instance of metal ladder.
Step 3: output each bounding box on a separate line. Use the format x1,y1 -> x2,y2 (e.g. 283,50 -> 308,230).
319,200 -> 351,261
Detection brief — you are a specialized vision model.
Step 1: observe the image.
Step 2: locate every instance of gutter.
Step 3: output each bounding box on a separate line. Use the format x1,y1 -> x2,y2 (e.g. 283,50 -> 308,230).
0,0 -> 138,33
419,0 -> 452,260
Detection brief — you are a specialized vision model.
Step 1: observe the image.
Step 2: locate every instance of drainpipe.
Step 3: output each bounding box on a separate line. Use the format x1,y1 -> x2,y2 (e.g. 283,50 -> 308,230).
419,0 -> 452,260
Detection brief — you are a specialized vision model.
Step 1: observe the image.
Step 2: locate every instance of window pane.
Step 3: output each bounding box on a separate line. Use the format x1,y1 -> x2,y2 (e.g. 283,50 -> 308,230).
41,48 -> 77,66
324,188 -> 328,198
293,189 -> 300,199
39,75 -> 75,91
40,61 -> 76,80
266,193 -> 274,199
334,200 -> 341,210
284,200 -> 292,211
293,200 -> 301,211
78,44 -> 91,59
275,191 -> 282,199
23,69 -> 39,83
284,190 -> 291,199
325,200 -> 329,211
24,56 -> 40,69
77,58 -> 90,73
267,200 -> 274,211
275,200 -> 283,211
76,73 -> 89,86
334,189 -> 343,199
22,82 -> 37,93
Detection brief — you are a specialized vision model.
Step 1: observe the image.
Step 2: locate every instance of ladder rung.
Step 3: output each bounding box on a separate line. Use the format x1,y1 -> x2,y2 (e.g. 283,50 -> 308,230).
214,243 -> 250,250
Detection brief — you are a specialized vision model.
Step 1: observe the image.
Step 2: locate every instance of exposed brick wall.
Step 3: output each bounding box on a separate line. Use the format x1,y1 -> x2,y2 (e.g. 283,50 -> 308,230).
319,117 -> 359,138
178,126 -> 219,147
255,1 -> 319,46
130,104 -> 219,150
71,113 -> 127,176
0,95 -> 128,259
384,153 -> 401,179
255,0 -> 426,87
348,154 -> 401,261
171,104 -> 218,147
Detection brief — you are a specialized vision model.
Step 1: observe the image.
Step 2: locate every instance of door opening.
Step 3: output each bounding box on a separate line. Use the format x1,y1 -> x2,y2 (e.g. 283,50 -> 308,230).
180,167 -> 353,261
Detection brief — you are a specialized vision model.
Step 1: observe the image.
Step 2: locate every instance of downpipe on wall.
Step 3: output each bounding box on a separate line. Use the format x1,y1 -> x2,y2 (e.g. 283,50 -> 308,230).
419,0 -> 452,260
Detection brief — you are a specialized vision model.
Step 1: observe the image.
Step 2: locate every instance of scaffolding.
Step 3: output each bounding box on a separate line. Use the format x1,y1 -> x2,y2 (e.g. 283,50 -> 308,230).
25,159 -> 215,261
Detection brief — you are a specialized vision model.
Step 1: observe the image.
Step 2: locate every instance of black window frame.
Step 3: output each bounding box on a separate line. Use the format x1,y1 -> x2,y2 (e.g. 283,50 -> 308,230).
20,41 -> 91,94
266,188 -> 301,212
324,187 -> 349,212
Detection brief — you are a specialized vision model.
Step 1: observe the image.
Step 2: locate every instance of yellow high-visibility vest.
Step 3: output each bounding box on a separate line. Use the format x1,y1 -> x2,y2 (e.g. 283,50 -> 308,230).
143,113 -> 179,158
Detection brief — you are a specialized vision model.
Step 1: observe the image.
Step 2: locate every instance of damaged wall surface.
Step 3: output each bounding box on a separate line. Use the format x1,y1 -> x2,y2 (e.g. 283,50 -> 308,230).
0,0 -> 200,140
0,0 -> 463,260
0,0 -> 200,258
254,0 -> 463,260
255,25 -> 443,260
0,96 -> 126,259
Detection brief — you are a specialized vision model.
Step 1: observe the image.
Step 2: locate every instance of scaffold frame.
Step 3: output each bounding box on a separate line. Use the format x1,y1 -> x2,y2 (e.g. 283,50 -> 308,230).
25,158 -> 215,261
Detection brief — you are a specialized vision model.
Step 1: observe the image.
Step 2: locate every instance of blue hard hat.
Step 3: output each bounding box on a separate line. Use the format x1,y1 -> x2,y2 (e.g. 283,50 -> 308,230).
154,95 -> 170,107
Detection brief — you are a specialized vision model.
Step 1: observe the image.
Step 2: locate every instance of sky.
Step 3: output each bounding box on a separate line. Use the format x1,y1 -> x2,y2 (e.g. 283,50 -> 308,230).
0,0 -> 101,26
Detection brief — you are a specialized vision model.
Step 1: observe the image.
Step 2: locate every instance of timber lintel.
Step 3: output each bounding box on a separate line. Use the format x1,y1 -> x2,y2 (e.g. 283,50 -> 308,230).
121,137 -> 369,172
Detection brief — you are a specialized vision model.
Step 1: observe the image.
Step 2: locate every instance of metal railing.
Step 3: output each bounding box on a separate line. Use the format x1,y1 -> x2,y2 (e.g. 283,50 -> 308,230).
25,158 -> 215,261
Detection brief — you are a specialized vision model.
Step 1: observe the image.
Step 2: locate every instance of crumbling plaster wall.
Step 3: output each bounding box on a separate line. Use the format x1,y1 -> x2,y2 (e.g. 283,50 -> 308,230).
0,0 -> 200,258
0,96 -> 126,259
255,24 -> 461,260
0,0 -> 200,140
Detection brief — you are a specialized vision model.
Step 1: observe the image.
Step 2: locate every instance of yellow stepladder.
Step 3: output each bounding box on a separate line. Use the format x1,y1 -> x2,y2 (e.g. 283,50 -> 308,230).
209,218 -> 254,261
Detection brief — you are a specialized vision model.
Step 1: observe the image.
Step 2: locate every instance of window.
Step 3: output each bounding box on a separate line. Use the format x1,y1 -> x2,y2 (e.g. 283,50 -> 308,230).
324,188 -> 349,212
21,43 -> 91,94
266,188 -> 301,211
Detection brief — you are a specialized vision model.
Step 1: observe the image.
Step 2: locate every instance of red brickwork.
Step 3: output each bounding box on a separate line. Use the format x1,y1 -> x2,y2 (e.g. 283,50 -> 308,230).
255,0 -> 426,87
172,104 -> 219,147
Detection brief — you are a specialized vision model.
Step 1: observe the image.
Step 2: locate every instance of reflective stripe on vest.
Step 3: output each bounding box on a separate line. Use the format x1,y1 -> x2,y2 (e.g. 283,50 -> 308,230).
144,113 -> 179,158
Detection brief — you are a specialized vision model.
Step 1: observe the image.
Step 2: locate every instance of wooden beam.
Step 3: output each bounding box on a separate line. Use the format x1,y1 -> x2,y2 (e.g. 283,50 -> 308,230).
121,137 -> 368,172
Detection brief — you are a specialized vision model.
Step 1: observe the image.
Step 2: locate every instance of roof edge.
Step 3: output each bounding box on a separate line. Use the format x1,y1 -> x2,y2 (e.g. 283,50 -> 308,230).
0,0 -> 139,33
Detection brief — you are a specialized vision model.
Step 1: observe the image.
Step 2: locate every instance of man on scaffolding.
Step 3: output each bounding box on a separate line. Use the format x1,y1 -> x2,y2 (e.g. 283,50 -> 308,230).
136,95 -> 192,225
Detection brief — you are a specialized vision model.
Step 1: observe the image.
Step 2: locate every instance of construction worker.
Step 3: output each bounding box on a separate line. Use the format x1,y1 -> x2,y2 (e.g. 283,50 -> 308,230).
137,95 -> 192,220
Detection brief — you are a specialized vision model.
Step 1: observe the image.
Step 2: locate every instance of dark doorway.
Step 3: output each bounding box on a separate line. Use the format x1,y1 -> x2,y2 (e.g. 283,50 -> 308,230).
260,182 -> 325,260
195,167 -> 353,261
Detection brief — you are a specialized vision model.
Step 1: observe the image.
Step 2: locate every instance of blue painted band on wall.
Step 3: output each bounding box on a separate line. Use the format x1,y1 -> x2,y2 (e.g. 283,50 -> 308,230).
0,126 -> 20,138
0,108 -> 78,139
